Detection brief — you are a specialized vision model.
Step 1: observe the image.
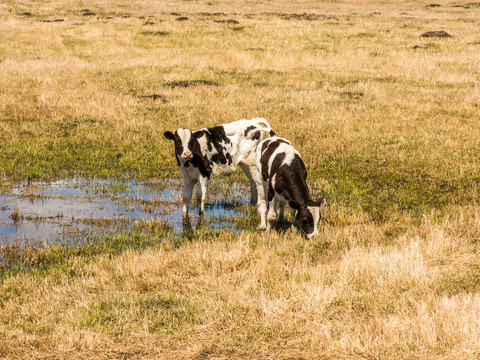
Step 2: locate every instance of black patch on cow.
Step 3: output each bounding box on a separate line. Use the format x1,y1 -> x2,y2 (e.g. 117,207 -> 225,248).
204,126 -> 232,165
270,152 -> 286,179
264,152 -> 284,201
244,126 -> 256,137
260,139 -> 272,155
276,138 -> 290,145
186,125 -> 234,173
225,152 -> 233,165
191,154 -> 211,179
280,156 -> 311,205
164,131 -> 182,165
260,140 -> 283,181
244,125 -> 261,140
295,154 -> 307,180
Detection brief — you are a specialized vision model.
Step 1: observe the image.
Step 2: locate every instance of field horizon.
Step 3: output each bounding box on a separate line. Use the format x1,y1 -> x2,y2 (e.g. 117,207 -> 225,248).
1,0 -> 480,359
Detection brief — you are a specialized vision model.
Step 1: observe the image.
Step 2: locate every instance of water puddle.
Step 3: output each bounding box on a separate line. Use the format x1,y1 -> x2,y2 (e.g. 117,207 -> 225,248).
0,178 -> 255,246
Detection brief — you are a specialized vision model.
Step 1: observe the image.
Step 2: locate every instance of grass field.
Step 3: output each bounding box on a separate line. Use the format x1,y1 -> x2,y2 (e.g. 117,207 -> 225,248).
1,0 -> 480,359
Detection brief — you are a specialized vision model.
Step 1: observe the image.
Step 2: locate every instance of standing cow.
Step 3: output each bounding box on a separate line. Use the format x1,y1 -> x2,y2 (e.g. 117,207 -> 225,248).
255,135 -> 323,238
164,118 -> 271,216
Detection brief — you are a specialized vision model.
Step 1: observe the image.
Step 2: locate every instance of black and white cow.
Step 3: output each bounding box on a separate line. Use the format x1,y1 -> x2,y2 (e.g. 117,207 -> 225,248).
255,136 -> 323,238
164,118 -> 272,216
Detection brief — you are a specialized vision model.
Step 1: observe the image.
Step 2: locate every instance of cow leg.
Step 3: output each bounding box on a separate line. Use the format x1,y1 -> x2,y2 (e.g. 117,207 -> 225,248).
278,199 -> 287,222
257,181 -> 269,231
264,184 -> 276,230
196,176 -> 209,215
182,180 -> 194,217
267,194 -> 278,222
239,163 -> 258,204
290,207 -> 297,227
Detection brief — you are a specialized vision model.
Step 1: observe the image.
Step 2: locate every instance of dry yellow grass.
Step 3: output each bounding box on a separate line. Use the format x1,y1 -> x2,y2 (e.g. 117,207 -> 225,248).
1,0 -> 480,358
2,207 -> 480,359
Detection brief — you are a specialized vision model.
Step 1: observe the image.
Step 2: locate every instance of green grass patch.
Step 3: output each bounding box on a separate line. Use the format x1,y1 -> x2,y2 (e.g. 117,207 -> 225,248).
0,231 -> 169,279
436,264 -> 480,296
82,294 -> 203,337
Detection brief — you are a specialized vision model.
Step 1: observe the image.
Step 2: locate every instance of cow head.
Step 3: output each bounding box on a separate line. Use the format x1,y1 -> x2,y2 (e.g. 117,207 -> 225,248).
289,198 -> 323,238
164,128 -> 198,160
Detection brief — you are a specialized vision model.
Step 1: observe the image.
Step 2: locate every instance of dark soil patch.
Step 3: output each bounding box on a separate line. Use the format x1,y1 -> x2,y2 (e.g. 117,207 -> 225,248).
264,12 -> 326,21
356,32 -> 375,38
82,12 -> 96,16
213,19 -> 239,24
413,43 -> 440,50
341,91 -> 364,100
164,80 -> 219,88
198,12 -> 227,16
39,19 -> 64,23
19,12 -> 33,17
421,31 -> 451,38
176,16 -> 189,21
138,94 -> 168,102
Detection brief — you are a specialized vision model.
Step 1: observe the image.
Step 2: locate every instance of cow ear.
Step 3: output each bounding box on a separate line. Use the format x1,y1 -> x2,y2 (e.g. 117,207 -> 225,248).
289,201 -> 300,210
164,131 -> 175,140
308,198 -> 324,207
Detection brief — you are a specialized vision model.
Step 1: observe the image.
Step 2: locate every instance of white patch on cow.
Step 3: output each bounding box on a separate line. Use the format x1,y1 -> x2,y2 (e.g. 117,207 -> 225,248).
307,206 -> 321,237
176,128 -> 192,159
271,173 -> 277,189
222,118 -> 270,136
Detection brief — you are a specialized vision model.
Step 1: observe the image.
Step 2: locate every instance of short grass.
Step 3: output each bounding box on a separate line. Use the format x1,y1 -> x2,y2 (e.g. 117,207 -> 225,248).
1,0 -> 480,359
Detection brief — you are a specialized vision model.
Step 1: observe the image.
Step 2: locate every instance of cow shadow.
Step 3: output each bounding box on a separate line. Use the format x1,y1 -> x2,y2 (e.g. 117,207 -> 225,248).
270,218 -> 295,234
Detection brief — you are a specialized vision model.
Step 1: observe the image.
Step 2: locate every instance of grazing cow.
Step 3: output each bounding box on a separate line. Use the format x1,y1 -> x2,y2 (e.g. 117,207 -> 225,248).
164,118 -> 272,216
255,135 -> 323,238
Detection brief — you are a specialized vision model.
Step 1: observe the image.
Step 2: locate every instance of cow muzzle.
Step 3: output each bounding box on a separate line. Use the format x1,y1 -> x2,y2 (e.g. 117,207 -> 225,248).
182,151 -> 193,159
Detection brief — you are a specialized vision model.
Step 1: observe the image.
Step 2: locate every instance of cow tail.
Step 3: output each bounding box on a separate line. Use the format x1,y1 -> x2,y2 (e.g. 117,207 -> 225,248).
253,118 -> 271,129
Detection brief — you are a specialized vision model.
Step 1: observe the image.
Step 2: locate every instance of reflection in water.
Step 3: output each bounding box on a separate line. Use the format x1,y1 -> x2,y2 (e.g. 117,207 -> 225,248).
181,215 -> 206,238
0,178 -> 252,245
